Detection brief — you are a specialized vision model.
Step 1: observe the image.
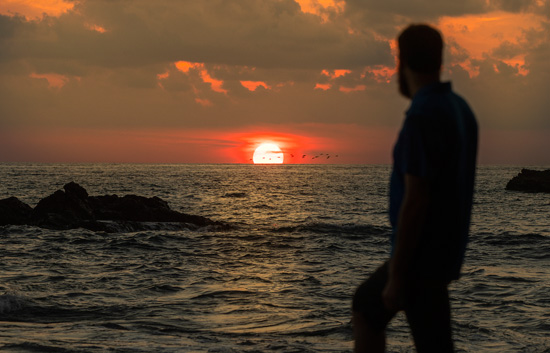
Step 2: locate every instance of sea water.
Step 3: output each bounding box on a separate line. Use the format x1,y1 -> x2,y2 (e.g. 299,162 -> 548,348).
0,164 -> 549,352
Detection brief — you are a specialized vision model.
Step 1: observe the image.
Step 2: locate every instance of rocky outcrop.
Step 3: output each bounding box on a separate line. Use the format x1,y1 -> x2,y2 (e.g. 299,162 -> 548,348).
0,182 -> 228,232
506,169 -> 550,193
0,197 -> 33,225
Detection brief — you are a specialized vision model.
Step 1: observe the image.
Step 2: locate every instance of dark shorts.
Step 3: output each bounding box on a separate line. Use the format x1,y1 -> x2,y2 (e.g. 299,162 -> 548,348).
352,261 -> 454,352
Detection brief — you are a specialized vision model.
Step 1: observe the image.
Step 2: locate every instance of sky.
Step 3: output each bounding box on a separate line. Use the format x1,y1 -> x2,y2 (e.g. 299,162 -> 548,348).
0,0 -> 549,164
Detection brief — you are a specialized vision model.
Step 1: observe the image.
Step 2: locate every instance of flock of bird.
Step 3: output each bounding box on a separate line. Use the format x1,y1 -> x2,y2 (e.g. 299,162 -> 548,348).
250,152 -> 339,162
290,153 -> 339,160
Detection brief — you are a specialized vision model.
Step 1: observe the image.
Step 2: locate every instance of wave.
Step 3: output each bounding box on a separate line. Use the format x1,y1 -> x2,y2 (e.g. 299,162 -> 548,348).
471,231 -> 550,260
252,203 -> 276,210
474,231 -> 549,245
0,221 -> 234,236
2,300 -> 133,325
272,222 -> 390,237
99,322 -> 130,331
95,220 -> 234,233
288,321 -> 352,338
146,284 -> 183,293
0,293 -> 26,314
222,192 -> 247,198
1,343 -> 77,353
191,289 -> 259,301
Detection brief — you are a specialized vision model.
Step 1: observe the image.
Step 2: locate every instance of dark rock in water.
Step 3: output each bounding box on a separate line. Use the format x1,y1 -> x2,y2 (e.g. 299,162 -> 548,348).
64,181 -> 89,199
88,194 -> 214,225
506,169 -> 550,193
0,197 -> 33,225
33,187 -> 95,230
1,182 -> 229,232
89,194 -> 169,221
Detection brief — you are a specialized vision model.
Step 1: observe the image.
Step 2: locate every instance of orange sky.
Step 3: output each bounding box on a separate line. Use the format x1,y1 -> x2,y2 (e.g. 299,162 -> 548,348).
0,0 -> 549,164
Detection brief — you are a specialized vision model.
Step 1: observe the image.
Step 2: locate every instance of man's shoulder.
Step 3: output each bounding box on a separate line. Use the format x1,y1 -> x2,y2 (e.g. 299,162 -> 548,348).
408,87 -> 475,122
406,89 -> 444,118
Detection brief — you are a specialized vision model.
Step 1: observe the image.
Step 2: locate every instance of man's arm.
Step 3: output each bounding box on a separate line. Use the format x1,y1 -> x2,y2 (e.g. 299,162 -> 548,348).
383,173 -> 430,311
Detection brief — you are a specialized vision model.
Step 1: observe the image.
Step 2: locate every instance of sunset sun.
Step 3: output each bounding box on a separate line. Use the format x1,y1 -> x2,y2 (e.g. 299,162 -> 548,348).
253,143 -> 284,164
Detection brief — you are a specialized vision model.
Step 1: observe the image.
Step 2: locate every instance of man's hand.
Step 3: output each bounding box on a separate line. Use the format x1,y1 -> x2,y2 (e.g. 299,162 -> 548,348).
384,173 -> 429,312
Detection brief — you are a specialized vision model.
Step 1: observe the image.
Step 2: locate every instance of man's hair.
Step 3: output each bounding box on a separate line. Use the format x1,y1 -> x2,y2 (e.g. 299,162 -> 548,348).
398,24 -> 443,74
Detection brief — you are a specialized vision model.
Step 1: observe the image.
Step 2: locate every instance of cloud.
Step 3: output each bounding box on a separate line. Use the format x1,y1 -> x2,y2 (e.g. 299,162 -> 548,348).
439,10 -> 548,79
296,0 -> 346,21
339,84 -> 366,93
0,0 -> 549,164
487,0 -> 548,14
314,83 -> 331,90
0,0 -> 392,71
322,69 -> 351,79
29,72 -> 70,88
343,0 -> 489,38
0,0 -> 74,20
240,81 -> 272,91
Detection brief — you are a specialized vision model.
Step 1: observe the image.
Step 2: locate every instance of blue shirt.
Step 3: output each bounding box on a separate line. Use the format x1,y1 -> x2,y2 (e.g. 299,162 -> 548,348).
389,81 -> 478,281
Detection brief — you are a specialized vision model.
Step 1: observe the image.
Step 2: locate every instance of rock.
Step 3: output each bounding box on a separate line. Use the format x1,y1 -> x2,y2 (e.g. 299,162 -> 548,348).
88,194 -> 213,225
506,169 -> 550,193
0,197 -> 32,225
64,181 -> 89,199
1,182 -> 229,232
32,188 -> 95,230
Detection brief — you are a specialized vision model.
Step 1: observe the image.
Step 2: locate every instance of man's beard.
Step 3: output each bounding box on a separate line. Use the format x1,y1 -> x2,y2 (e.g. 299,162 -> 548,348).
398,62 -> 411,99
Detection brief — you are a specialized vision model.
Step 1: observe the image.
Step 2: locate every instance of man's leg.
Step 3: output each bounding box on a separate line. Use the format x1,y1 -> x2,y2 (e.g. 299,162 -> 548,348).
405,280 -> 454,353
352,311 -> 385,353
352,262 -> 395,353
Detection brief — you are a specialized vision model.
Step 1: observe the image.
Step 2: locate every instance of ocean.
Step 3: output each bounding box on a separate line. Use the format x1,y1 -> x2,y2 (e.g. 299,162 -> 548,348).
0,163 -> 549,352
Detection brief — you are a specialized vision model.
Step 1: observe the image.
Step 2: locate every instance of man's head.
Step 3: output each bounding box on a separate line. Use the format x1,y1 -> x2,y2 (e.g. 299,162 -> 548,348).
397,24 -> 443,98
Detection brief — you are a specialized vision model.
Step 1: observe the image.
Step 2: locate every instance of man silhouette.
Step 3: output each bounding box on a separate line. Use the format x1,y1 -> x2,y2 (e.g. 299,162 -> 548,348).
352,24 -> 478,352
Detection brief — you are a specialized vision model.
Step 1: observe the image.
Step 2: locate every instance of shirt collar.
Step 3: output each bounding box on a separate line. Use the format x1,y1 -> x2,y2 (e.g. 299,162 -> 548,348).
412,81 -> 451,101
406,81 -> 452,115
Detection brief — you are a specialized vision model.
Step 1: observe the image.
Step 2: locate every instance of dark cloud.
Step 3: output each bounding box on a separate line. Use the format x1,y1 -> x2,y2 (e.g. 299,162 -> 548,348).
449,49 -> 550,130
345,0 -> 488,23
1,0 -> 392,72
0,14 -> 20,40
491,40 -> 523,59
445,38 -> 470,63
485,0 -> 550,19
489,0 -> 540,13
344,0 -> 547,20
